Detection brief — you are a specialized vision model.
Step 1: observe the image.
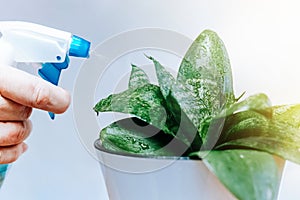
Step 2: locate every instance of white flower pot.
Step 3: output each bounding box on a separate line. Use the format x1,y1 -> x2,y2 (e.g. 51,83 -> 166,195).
95,139 -> 259,200
95,138 -> 285,200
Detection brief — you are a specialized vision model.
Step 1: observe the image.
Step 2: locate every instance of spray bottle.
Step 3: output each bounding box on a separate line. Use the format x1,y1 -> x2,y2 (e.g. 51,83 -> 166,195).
0,21 -> 91,187
0,21 -> 91,119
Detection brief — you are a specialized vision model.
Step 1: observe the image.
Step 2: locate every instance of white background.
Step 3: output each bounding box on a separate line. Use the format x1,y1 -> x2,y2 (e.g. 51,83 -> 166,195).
0,0 -> 300,199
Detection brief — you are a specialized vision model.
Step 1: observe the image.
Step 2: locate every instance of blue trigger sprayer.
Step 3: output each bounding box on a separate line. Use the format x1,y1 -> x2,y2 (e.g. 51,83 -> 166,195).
0,21 -> 91,119
0,21 -> 91,188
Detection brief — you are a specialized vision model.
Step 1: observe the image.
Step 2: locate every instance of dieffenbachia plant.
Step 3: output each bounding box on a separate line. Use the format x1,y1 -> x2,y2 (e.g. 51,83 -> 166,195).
94,30 -> 300,200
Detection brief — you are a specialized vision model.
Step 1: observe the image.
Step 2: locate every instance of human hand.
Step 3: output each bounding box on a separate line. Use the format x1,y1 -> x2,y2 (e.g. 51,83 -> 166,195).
0,65 -> 70,164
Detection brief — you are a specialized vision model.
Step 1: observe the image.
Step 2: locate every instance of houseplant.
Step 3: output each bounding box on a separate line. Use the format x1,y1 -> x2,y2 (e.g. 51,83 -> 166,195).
94,30 -> 300,200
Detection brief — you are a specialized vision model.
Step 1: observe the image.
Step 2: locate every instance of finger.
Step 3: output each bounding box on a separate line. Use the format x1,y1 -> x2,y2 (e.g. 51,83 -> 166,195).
0,143 -> 28,164
0,120 -> 32,146
0,66 -> 70,114
0,95 -> 32,121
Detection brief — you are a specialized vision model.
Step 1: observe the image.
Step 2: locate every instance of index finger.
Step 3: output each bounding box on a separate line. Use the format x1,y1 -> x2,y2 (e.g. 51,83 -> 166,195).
0,66 -> 70,114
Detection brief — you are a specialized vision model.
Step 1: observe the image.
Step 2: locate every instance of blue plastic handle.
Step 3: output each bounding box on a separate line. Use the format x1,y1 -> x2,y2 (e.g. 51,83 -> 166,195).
38,56 -> 70,119
38,35 -> 90,119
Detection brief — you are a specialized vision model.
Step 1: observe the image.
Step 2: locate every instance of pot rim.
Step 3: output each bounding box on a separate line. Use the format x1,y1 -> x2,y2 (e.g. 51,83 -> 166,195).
94,139 -> 199,161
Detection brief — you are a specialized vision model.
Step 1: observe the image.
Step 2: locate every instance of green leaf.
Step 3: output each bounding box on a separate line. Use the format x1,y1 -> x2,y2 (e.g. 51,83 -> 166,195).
272,104 -> 300,128
216,108 -> 300,164
94,84 -> 178,137
128,64 -> 150,88
216,110 -> 269,145
100,117 -> 191,156
176,30 -> 236,143
201,150 -> 281,200
217,93 -> 272,118
148,56 -> 202,148
177,29 -> 236,113
169,81 -> 204,147
147,56 -> 175,98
